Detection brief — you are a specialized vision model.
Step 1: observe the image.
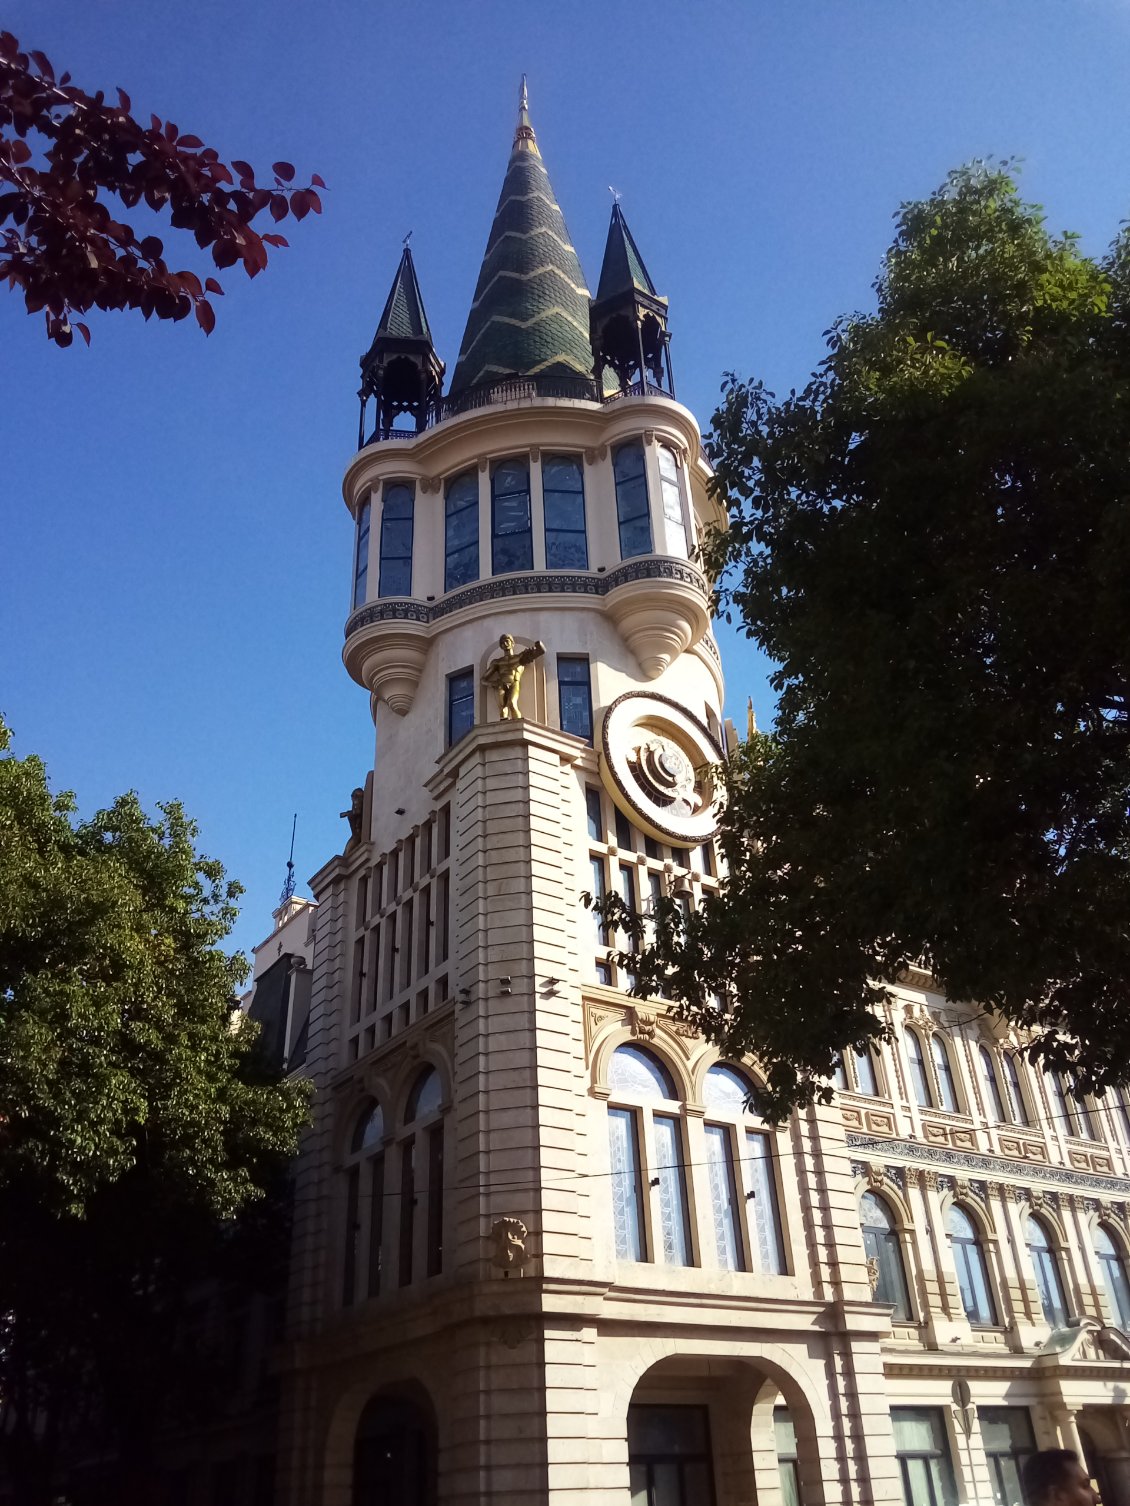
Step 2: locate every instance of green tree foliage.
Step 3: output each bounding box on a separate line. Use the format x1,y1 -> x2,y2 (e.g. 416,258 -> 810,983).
0,719 -> 309,1503
596,166 -> 1130,1119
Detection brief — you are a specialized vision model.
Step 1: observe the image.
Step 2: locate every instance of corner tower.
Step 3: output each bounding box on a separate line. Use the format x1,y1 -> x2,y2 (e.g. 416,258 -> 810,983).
280,85 -> 888,1506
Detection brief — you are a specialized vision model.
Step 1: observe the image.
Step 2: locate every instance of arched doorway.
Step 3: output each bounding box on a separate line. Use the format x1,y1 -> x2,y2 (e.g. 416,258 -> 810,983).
626,1353 -> 827,1506
353,1393 -> 436,1506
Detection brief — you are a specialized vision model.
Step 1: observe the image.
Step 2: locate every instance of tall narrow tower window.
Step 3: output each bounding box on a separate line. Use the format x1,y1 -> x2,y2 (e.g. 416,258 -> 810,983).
445,470 -> 479,592
378,483 -> 415,598
657,445 -> 689,558
447,670 -> 475,746
543,454 -> 588,568
613,441 -> 652,559
557,656 -> 593,743
352,499 -> 371,608
491,457 -> 533,575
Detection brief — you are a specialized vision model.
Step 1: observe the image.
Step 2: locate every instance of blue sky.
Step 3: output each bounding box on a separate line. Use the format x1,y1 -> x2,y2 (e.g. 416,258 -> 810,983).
4,0 -> 1130,960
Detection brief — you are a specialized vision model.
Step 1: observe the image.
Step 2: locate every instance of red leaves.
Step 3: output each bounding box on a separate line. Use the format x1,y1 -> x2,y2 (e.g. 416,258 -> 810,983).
0,33 -> 325,344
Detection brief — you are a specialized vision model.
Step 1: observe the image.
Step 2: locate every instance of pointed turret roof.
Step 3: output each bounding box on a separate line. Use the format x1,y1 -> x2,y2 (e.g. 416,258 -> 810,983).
373,243 -> 433,343
595,201 -> 659,303
449,81 -> 593,394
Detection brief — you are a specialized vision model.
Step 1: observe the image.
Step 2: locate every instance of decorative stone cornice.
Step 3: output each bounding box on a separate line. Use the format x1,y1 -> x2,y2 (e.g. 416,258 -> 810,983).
845,1133 -> 1130,1198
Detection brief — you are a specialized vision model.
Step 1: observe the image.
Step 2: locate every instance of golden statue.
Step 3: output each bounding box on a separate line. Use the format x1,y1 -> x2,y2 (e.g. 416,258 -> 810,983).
483,632 -> 545,721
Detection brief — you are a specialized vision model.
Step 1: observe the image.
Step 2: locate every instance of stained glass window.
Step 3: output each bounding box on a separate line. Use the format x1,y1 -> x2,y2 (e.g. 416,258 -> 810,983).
444,470 -> 478,591
491,457 -> 532,574
609,1045 -> 675,1100
653,1114 -> 692,1265
352,499 -> 371,608
614,441 -> 652,558
608,1107 -> 644,1260
377,482 -> 414,597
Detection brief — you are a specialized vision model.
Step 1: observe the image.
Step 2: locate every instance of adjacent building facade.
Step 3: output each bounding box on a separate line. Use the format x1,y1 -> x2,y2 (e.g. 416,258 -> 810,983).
248,89 -> 1130,1506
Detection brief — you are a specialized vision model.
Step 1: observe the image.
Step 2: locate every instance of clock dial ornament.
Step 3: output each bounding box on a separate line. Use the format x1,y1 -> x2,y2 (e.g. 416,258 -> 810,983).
598,692 -> 723,845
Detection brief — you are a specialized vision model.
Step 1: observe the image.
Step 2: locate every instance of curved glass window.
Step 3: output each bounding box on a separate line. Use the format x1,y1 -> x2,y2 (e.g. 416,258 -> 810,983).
613,441 -> 652,559
657,445 -> 689,557
931,1034 -> 959,1113
860,1191 -> 911,1320
906,1029 -> 933,1108
609,1044 -> 677,1100
444,470 -> 479,592
1095,1226 -> 1130,1327
491,457 -> 533,575
1005,1052 -> 1031,1125
352,499 -> 371,608
404,1065 -> 443,1124
979,1046 -> 1007,1123
377,482 -> 414,597
702,1065 -> 784,1275
947,1205 -> 997,1325
543,454 -> 588,568
1026,1215 -> 1069,1327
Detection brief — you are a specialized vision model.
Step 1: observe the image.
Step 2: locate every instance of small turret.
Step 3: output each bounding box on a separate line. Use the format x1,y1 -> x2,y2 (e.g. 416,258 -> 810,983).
358,242 -> 445,446
590,201 -> 674,398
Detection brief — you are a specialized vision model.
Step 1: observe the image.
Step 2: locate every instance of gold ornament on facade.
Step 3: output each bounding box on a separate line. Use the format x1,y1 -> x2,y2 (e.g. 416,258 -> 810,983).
488,1217 -> 530,1277
482,633 -> 545,721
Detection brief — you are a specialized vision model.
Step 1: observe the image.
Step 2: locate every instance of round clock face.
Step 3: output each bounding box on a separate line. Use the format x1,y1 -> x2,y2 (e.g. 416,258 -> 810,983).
598,691 -> 723,845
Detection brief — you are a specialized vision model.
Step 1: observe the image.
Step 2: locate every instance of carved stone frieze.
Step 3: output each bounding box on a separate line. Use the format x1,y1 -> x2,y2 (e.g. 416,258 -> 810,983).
843,1133 -> 1130,1199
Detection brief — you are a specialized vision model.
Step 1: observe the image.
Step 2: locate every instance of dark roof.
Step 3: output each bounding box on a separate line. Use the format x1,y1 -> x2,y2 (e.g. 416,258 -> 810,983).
449,87 -> 593,394
374,245 -> 433,343
595,202 -> 659,303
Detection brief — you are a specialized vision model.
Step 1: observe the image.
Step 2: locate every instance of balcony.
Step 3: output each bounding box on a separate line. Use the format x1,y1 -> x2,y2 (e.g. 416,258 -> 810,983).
361,375 -> 671,448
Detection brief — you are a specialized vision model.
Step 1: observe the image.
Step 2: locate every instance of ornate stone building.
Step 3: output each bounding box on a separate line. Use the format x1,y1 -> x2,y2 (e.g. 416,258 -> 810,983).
256,88 -> 1130,1506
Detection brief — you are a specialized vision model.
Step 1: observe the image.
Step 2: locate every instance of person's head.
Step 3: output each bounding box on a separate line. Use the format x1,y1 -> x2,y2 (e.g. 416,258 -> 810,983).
1020,1450 -> 1099,1506
499,633 -> 513,652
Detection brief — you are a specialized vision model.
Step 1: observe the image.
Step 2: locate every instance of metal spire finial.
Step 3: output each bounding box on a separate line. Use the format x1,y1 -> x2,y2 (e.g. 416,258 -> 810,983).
746,697 -> 758,741
402,229 -> 413,249
279,812 -> 297,906
520,74 -> 528,112
513,74 -> 538,154
608,185 -> 622,205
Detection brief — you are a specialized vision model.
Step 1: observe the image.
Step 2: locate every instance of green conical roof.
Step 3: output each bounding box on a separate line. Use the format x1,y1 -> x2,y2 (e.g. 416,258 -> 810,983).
374,244 -> 433,342
450,82 -> 593,394
595,202 -> 659,303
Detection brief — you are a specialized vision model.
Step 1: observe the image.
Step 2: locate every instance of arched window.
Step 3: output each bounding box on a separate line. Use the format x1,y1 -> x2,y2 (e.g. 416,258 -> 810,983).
1049,1071 -> 1098,1141
444,470 -> 478,592
606,1045 -> 691,1266
1095,1226 -> 1130,1328
613,441 -> 652,559
979,1046 -> 1007,1123
1026,1215 -> 1069,1327
860,1191 -> 912,1320
931,1033 -> 960,1113
702,1064 -> 786,1276
377,482 -> 414,597
542,454 -> 588,568
1004,1052 -> 1031,1126
352,499 -> 371,609
398,1066 -> 446,1285
831,1048 -> 881,1096
491,456 -> 532,574
657,445 -> 689,557
343,1101 -> 385,1305
946,1205 -> 997,1325
905,1029 -> 933,1108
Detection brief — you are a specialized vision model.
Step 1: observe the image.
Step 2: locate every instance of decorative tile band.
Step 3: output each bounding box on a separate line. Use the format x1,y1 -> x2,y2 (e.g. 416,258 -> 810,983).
845,1133 -> 1130,1197
344,557 -> 710,640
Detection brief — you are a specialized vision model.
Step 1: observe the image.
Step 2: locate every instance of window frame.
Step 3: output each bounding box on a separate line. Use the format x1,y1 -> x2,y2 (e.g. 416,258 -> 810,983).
978,1045 -> 1008,1124
352,498 -> 371,609
397,1065 -> 445,1285
1025,1213 -> 1070,1327
342,1100 -> 387,1306
702,1063 -> 788,1276
557,654 -> 593,743
657,442 -> 690,557
860,1190 -> 913,1321
891,1407 -> 958,1506
613,440 -> 653,559
446,668 -> 475,747
1095,1224 -> 1130,1327
606,1045 -> 693,1268
905,1028 -> 935,1109
377,481 -> 414,598
490,455 -> 533,576
930,1033 -> 960,1113
946,1203 -> 998,1326
542,452 -> 589,569
444,469 -> 479,593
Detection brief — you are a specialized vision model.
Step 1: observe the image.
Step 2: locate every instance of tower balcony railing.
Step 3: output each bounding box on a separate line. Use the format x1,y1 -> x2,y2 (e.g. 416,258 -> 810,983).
361,374 -> 673,448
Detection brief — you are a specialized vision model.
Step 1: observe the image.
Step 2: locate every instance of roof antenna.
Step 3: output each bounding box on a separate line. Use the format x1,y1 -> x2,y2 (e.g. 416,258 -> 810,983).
279,813 -> 297,905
